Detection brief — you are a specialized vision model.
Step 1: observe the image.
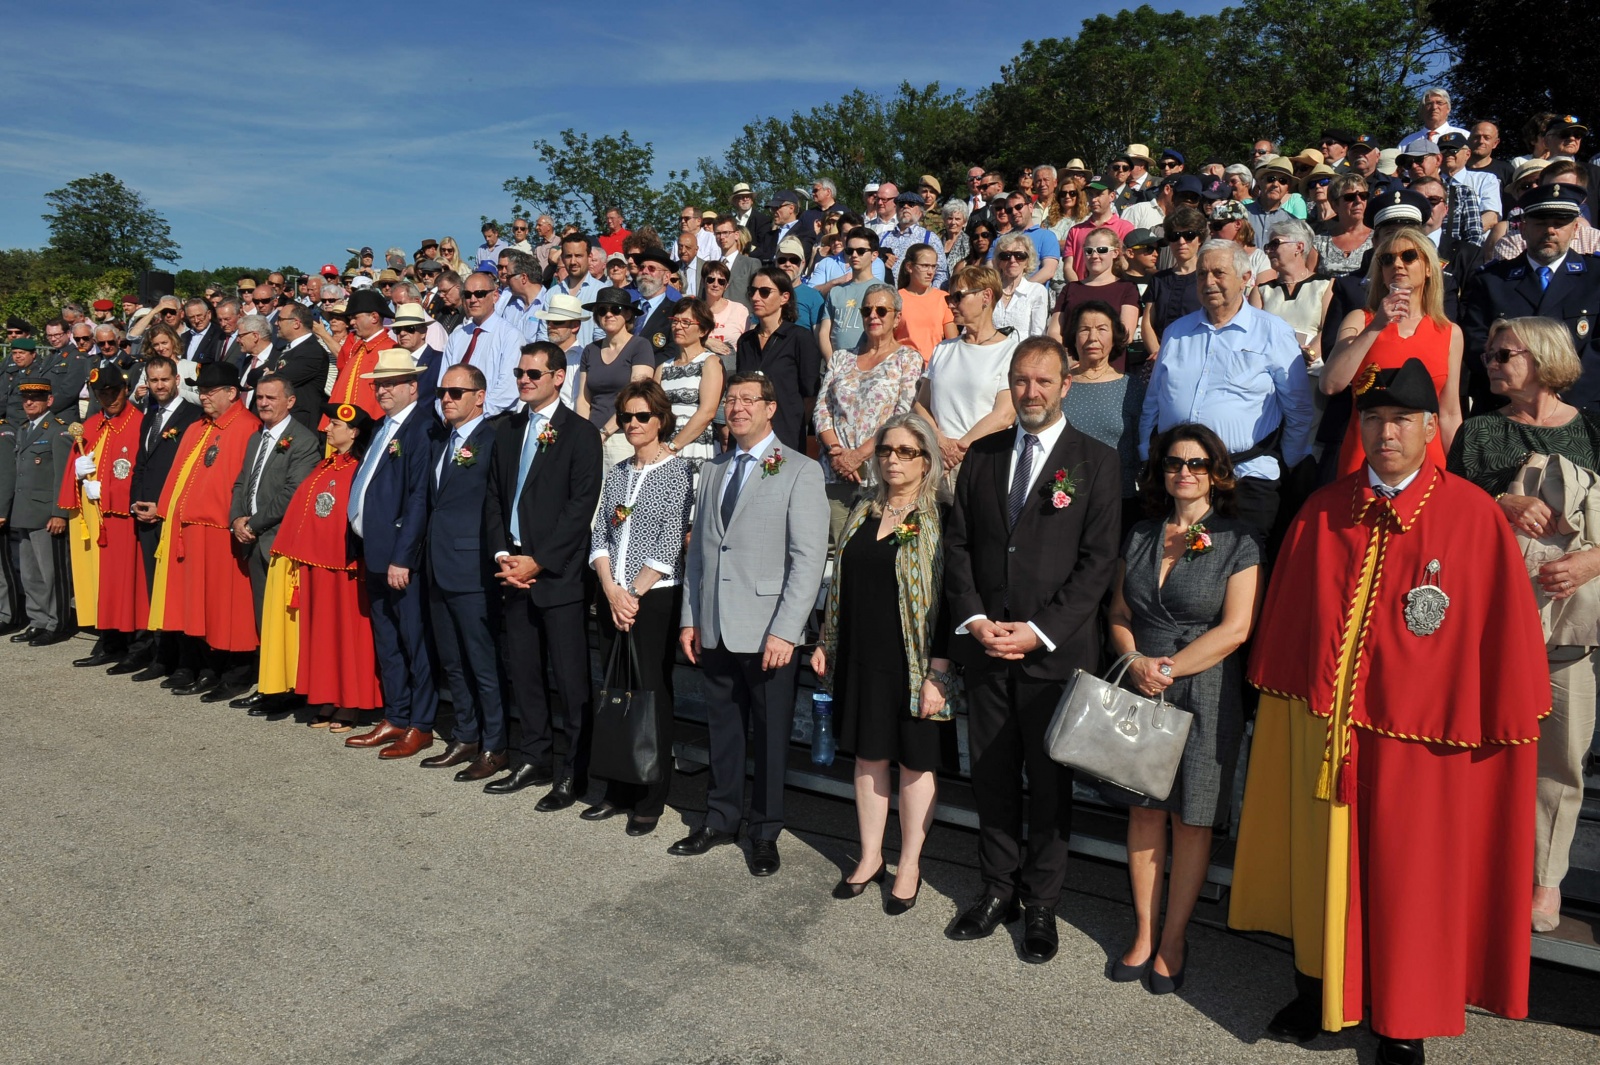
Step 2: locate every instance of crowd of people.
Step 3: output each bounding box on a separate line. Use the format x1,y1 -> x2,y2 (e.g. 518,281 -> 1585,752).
2,86 -> 1598,1065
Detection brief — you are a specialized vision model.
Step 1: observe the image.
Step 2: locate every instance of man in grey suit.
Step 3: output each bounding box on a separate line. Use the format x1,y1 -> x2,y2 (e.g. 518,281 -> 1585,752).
221,374 -> 321,708
4,380 -> 74,645
702,215 -> 760,312
675,371 -> 828,875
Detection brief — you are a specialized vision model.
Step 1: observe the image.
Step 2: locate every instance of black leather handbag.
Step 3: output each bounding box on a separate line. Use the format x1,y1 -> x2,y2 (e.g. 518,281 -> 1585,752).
590,633 -> 661,784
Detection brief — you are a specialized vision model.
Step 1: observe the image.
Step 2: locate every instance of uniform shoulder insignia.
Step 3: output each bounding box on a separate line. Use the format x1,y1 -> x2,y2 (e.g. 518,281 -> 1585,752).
1508,265 -> 1527,279
53,417 -> 66,425
1568,260 -> 1585,273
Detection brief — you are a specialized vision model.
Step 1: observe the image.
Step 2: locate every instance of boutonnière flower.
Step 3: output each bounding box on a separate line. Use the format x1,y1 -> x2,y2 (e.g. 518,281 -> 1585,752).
760,448 -> 785,477
612,504 -> 633,527
276,435 -> 293,452
452,445 -> 476,467
1049,467 -> 1077,509
536,425 -> 558,451
386,438 -> 402,458
893,519 -> 920,545
1184,523 -> 1214,559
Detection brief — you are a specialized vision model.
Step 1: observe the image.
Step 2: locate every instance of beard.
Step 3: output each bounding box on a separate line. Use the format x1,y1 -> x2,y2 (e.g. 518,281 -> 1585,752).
1018,402 -> 1058,431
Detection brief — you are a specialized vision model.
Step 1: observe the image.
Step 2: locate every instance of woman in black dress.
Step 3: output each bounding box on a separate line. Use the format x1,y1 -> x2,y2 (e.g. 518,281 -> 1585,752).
811,413 -> 955,914
1105,423 -> 1263,993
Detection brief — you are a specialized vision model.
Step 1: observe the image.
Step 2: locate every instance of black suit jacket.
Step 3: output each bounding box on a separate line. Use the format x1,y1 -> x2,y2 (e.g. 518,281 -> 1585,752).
943,422 -> 1121,681
634,299 -> 682,367
734,321 -> 823,451
129,399 -> 203,506
426,418 -> 498,595
483,403 -> 602,608
1463,252 -> 1600,409
187,322 -> 225,364
753,221 -> 816,266
251,334 -> 329,427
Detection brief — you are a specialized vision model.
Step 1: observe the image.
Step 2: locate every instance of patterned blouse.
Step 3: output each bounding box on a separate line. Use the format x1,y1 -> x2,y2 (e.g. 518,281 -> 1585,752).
658,353 -> 717,469
813,345 -> 924,485
587,454 -> 694,589
1313,231 -> 1373,277
1447,409 -> 1600,496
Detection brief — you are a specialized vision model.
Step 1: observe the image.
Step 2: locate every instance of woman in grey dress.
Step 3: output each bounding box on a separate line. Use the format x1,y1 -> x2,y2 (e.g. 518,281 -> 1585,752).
1104,422 -> 1263,994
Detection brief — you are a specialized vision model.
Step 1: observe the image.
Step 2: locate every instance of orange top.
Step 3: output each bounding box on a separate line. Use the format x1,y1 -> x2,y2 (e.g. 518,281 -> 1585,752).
158,399 -> 261,528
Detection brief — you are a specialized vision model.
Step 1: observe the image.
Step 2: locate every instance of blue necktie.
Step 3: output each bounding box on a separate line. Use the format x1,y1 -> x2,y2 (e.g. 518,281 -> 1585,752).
509,414 -> 542,544
1008,434 -> 1039,527
348,420 -> 390,525
721,454 -> 755,528
1538,266 -> 1553,291
439,429 -> 460,488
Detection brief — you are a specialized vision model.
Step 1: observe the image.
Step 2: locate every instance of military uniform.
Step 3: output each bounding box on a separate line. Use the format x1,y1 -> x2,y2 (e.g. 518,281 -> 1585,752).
0,418 -> 20,629
41,346 -> 90,420
5,406 -> 74,637
1,347 -> 53,425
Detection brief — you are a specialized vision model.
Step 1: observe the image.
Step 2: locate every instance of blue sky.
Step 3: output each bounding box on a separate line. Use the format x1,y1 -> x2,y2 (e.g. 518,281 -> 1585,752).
2,1 -> 1228,272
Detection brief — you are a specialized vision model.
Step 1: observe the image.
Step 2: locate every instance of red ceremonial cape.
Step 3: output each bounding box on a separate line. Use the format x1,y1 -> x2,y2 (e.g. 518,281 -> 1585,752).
321,331 -> 386,428
271,453 -> 360,571
56,403 -> 145,631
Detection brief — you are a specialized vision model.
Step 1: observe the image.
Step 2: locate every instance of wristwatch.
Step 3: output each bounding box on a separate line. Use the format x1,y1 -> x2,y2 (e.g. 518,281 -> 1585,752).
667,440 -> 680,452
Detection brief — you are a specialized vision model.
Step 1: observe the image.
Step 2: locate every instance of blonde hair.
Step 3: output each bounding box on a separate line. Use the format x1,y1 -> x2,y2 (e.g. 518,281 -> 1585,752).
1363,227 -> 1447,327
994,232 -> 1039,275
869,413 -> 942,523
952,263 -> 1003,305
1489,316 -> 1583,393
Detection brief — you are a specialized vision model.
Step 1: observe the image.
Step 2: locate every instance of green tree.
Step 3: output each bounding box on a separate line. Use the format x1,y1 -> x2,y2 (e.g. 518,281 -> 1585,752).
1429,1 -> 1600,144
503,129 -> 695,237
41,173 -> 180,275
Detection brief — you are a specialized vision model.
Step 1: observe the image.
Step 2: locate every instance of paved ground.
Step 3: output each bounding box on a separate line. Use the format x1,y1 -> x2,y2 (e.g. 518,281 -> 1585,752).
2,635 -> 1596,1065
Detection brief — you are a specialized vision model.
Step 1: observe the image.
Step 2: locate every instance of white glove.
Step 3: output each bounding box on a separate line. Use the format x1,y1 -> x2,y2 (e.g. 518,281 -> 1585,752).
84,480 -> 102,501
74,455 -> 97,479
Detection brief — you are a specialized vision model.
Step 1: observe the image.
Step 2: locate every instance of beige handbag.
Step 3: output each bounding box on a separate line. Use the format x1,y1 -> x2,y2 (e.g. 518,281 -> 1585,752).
1509,452 -> 1600,647
1046,652 -> 1194,800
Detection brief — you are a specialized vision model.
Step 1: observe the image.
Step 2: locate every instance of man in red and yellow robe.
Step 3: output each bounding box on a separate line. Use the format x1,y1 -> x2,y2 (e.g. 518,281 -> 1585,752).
1230,359 -> 1548,1065
320,288 -> 391,427
57,366 -> 146,663
149,363 -> 261,694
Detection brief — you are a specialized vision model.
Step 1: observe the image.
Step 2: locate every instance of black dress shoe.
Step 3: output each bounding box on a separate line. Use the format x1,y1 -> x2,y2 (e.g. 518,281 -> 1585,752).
947,895 -> 1022,941
579,801 -> 625,821
1021,905 -> 1059,963
1376,1037 -> 1425,1065
534,774 -> 579,812
160,668 -> 195,690
1108,955 -> 1150,982
245,693 -> 302,716
172,670 -> 220,697
747,839 -> 781,877
482,763 -> 552,795
668,826 -> 737,856
200,681 -> 251,704
231,691 -> 270,709
0,620 -> 25,637
831,862 -> 886,899
107,652 -> 153,676
130,662 -> 170,682
28,628 -> 73,647
9,626 -> 41,643
1265,992 -> 1323,1044
74,650 -> 121,668
625,814 -> 659,837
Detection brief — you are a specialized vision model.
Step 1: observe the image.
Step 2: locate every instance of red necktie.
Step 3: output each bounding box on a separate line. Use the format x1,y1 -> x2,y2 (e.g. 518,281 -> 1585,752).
1427,131 -> 1437,142
460,327 -> 481,366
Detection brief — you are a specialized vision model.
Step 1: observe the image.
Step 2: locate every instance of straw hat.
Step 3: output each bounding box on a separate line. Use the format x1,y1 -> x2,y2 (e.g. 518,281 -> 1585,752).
358,349 -> 422,380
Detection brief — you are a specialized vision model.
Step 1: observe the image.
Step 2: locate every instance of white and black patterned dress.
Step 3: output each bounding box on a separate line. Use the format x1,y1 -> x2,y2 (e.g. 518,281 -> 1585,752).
658,352 -> 717,472
587,454 -> 694,590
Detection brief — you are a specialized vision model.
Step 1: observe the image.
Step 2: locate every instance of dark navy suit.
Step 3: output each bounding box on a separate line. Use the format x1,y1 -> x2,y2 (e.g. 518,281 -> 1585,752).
426,417 -> 505,751
413,346 -> 445,424
353,403 -> 438,732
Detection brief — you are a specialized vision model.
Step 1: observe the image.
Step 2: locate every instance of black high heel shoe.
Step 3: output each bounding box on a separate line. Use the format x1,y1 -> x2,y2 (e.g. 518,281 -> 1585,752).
1108,955 -> 1151,983
831,862 -> 886,899
1144,941 -> 1187,995
884,876 -> 922,916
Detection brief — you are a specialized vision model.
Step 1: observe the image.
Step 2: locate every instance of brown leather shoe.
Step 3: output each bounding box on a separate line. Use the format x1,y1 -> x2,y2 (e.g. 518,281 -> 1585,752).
419,740 -> 480,769
378,728 -> 435,760
344,720 -> 407,748
455,750 -> 509,782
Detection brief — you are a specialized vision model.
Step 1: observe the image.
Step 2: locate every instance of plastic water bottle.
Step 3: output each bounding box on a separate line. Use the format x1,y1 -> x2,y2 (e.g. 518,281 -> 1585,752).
811,692 -> 836,766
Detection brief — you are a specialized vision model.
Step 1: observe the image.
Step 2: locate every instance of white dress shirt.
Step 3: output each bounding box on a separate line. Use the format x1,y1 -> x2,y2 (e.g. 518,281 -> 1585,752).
1367,464 -> 1422,495
248,416 -> 293,513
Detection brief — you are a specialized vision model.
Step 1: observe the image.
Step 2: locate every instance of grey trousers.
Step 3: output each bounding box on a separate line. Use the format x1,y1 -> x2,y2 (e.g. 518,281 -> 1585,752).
11,526 -> 68,632
1538,645 -> 1600,887
0,526 -> 20,624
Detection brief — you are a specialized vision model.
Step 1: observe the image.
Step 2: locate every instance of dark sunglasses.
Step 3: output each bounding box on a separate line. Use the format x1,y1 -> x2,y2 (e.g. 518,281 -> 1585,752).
1161,455 -> 1214,473
863,306 -> 894,318
704,275 -> 729,286
775,256 -> 803,267
463,289 -> 496,299
512,367 -> 555,380
996,251 -> 1029,261
1482,346 -> 1529,365
1310,178 -> 1332,188
615,410 -> 658,425
434,386 -> 480,400
748,286 -> 778,298
1208,220 -> 1232,231
875,445 -> 926,461
394,325 -> 426,335
1082,246 -> 1113,256
1379,249 -> 1422,267
159,308 -> 181,316
1260,174 -> 1290,185
1168,230 -> 1204,242
1263,239 -> 1302,251
1341,193 -> 1369,204
972,231 -> 994,240
945,289 -> 981,304
844,246 -> 873,257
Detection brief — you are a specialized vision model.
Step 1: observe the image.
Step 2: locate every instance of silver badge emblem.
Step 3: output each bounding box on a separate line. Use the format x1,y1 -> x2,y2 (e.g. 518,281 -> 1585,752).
314,491 -> 336,518
112,458 -> 132,480
204,444 -> 219,467
1404,558 -> 1449,637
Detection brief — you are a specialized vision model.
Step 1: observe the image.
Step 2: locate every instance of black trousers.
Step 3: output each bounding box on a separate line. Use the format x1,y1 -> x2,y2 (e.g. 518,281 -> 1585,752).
502,592 -> 592,781
966,665 -> 1074,909
1232,475 -> 1280,542
429,585 -> 508,752
594,585 -> 679,818
700,641 -> 798,842
132,518 -> 179,668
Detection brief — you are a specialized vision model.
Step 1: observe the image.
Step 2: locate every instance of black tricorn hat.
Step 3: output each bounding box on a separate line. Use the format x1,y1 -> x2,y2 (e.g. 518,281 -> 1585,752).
344,288 -> 394,318
321,401 -> 376,435
185,361 -> 242,391
1354,357 -> 1438,414
88,364 -> 128,392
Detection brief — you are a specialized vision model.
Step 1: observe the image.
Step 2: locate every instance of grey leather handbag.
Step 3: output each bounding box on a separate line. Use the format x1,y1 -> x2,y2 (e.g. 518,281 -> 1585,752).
1045,652 -> 1194,801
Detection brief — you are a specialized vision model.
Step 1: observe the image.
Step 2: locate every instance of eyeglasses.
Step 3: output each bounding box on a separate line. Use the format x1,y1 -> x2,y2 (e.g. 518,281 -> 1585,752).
1422,196 -> 1446,207
1341,192 -> 1369,204
1252,148 -> 1272,156
1161,455 -> 1214,473
748,286 -> 778,298
616,410 -> 658,425
441,246 -> 456,253
1082,246 -> 1113,256
434,386 -> 480,400
1482,345 -> 1529,365
1379,249 -> 1422,267
1263,239 -> 1303,251
1169,230 -> 1204,243
463,289 -> 496,300
669,316 -> 700,328
996,250 -> 1029,261
845,245 -> 873,257
875,445 -> 926,461
944,289 -> 980,305
863,306 -> 894,318
512,367 -> 554,381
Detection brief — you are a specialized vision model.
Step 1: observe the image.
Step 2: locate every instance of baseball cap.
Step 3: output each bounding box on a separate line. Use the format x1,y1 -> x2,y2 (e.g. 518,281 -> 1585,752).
319,263 -> 339,277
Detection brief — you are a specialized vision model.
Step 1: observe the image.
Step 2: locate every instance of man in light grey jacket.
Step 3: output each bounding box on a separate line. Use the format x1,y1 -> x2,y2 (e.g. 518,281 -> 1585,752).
676,371 -> 828,876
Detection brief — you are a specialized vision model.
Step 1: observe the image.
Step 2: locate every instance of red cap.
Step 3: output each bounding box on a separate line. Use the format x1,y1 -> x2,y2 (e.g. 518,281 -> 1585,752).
92,299 -> 114,312
319,263 -> 339,277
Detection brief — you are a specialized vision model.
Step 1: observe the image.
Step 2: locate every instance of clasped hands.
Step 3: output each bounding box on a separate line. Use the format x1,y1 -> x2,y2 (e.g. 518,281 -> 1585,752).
967,618 -> 1042,660
497,554 -> 540,589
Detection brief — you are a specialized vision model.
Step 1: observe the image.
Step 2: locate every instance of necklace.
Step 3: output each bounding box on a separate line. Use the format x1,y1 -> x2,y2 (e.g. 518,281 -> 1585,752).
1076,363 -> 1115,381
882,500 -> 915,520
970,326 -> 1000,345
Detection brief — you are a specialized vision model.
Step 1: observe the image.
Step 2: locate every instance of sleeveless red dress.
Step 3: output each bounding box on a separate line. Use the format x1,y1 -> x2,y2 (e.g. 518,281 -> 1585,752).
1336,314 -> 1451,476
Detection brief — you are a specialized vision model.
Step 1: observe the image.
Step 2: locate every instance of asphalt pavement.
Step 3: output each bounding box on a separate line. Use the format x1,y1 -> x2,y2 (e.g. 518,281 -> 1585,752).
2,634 -> 1596,1064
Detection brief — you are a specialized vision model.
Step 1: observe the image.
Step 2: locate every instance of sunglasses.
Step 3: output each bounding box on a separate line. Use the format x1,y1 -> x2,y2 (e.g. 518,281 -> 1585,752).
972,231 -> 994,240
434,386 -> 480,400
1422,196 -> 1446,207
944,289 -> 980,305
1169,230 -> 1204,242
596,307 -> 626,318
1263,239 -> 1302,251
1161,160 -> 1181,169
1341,193 -> 1369,204
748,286 -> 778,298
875,445 -> 926,461
1161,455 -> 1214,473
394,325 -> 426,335
992,205 -> 1011,213
1483,346 -> 1529,365
463,289 -> 496,300
1082,246 -> 1113,256
160,308 -> 181,316
615,410 -> 658,425
996,250 -> 1029,261
845,246 -> 873,257
512,226 -> 529,232
1208,220 -> 1232,231
512,367 -> 555,381
704,276 -> 729,286
1379,249 -> 1422,267
1109,164 -> 1130,172
775,256 -> 803,267
1310,178 -> 1332,188
1260,175 -> 1290,186
863,306 -> 894,318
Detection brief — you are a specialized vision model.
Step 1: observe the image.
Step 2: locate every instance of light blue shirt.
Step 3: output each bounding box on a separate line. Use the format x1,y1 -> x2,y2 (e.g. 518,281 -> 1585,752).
879,224 -> 948,288
805,254 -> 885,288
725,430 -> 777,498
349,401 -> 418,538
436,413 -> 485,486
1138,300 -> 1315,481
986,224 -> 1062,271
526,275 -> 603,348
443,315 -> 522,416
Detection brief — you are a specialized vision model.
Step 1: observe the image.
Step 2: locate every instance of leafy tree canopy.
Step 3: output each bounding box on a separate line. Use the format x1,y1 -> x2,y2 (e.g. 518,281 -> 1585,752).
41,172 -> 180,276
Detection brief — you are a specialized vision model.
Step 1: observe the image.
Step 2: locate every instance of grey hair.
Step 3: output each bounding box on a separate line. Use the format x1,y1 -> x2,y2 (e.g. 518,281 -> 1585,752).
237,313 -> 271,336
1224,163 -> 1253,182
385,246 -> 405,263
256,372 -> 295,400
1420,86 -> 1451,109
504,249 -> 539,280
941,200 -> 969,222
215,298 -> 241,316
862,282 -> 901,312
63,300 -> 88,316
995,231 -> 1039,274
1034,164 -> 1057,179
813,176 -> 837,197
320,282 -> 347,300
867,413 -> 942,520
183,297 -> 209,312
1267,218 -> 1316,249
1198,238 -> 1253,277
390,281 -> 421,302
536,214 -> 554,226
93,324 -> 123,341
